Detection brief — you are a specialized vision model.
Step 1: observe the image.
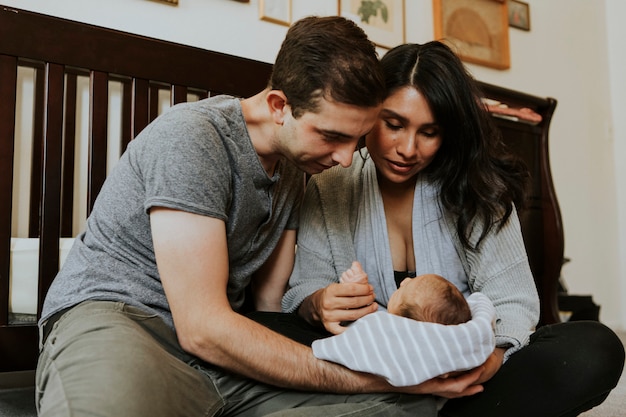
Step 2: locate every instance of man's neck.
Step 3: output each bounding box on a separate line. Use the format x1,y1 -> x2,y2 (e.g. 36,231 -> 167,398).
240,89 -> 281,176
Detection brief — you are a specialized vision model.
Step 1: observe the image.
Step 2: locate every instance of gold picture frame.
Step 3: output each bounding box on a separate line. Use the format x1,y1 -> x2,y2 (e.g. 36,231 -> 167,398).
260,0 -> 292,26
150,0 -> 178,5
433,0 -> 510,70
339,0 -> 405,49
508,0 -> 530,31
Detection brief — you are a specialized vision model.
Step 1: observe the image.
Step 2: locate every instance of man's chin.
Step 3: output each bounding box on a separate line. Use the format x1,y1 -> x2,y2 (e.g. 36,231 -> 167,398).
307,164 -> 332,175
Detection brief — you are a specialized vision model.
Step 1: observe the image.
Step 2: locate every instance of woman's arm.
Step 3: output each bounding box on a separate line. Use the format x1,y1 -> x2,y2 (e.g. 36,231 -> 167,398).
462,208 -> 540,358
282,176 -> 357,313
252,229 -> 296,312
282,171 -> 378,333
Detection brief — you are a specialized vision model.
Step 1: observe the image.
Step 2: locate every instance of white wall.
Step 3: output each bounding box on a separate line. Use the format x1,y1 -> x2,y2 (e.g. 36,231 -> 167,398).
4,0 -> 624,330
606,0 -> 626,329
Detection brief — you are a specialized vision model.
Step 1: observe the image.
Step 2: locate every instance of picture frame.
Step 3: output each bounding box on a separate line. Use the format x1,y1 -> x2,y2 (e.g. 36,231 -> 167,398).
259,0 -> 292,26
508,0 -> 530,31
339,0 -> 405,49
150,0 -> 178,5
433,0 -> 510,70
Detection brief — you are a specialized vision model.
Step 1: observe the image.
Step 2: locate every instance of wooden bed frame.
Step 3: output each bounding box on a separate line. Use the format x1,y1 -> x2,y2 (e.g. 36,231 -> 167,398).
477,82 -> 562,327
0,5 -> 272,377
0,4 -> 564,398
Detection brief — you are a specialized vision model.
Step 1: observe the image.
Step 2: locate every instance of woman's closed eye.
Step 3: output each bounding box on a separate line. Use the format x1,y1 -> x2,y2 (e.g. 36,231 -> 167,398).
384,120 -> 403,131
420,127 -> 440,138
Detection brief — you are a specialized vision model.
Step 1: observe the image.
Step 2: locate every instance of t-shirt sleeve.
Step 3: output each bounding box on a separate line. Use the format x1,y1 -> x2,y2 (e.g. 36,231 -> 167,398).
133,106 -> 232,220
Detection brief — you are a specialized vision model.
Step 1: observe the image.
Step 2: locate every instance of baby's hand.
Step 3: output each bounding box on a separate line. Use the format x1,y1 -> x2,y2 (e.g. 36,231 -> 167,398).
340,261 -> 368,284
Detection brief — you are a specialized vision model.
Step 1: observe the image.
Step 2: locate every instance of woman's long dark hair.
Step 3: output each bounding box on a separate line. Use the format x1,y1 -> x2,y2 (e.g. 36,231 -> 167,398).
380,42 -> 529,250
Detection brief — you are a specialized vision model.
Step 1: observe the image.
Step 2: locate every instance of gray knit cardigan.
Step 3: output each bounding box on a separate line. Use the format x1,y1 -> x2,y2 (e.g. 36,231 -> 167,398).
282,152 -> 540,358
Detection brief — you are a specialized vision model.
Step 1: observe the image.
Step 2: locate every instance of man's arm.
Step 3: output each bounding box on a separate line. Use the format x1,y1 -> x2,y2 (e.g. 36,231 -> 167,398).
251,229 -> 296,312
150,207 -> 383,391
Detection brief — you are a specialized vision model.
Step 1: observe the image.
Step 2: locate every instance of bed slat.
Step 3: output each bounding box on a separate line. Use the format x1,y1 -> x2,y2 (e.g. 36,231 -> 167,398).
132,78 -> 150,138
37,62 -> 65,316
61,72 -> 78,237
0,54 -> 17,326
149,84 -> 160,122
121,81 -> 133,152
171,85 -> 188,105
29,66 -> 45,238
87,70 -> 109,216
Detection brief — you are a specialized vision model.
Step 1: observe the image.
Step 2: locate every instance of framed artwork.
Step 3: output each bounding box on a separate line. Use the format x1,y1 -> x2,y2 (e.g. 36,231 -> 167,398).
508,0 -> 530,31
433,0 -> 510,70
259,0 -> 292,26
339,0 -> 405,49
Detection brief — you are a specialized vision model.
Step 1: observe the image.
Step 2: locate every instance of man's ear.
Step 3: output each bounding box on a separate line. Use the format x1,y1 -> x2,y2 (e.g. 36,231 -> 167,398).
266,90 -> 289,125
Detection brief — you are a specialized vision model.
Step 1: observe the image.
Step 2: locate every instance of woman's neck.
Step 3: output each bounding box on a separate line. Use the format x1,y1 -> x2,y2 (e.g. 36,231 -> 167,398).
377,171 -> 417,202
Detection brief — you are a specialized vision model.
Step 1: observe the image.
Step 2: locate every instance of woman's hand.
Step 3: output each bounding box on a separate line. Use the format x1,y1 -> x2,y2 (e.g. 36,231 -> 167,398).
405,348 -> 504,398
399,366 -> 485,398
474,347 -> 505,384
298,282 -> 378,335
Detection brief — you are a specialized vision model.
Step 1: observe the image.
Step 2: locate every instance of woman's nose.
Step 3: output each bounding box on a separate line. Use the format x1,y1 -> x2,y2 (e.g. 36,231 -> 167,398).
396,134 -> 418,158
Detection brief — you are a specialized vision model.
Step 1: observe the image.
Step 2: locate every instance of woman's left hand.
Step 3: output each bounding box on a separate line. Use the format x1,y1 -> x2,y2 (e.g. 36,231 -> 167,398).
475,347 -> 506,384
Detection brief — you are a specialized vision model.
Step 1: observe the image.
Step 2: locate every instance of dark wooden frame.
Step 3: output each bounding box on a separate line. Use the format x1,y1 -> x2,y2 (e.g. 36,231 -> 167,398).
0,5 -> 272,375
478,81 -> 562,326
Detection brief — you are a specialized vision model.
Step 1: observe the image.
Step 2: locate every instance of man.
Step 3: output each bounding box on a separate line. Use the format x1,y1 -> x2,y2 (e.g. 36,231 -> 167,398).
36,16 -> 480,417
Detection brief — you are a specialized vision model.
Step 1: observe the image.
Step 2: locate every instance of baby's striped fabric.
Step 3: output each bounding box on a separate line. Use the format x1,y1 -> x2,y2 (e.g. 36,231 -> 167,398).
312,292 -> 496,387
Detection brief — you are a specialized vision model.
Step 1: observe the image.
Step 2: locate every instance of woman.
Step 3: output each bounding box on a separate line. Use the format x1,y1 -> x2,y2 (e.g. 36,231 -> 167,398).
281,42 -> 624,416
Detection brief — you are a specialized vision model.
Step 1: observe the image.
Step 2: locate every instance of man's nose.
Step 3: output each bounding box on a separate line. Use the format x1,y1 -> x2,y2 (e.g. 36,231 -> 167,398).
333,142 -> 357,168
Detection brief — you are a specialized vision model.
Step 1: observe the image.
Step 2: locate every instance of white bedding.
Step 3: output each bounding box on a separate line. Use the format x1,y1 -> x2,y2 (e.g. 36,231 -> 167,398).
9,237 -> 75,314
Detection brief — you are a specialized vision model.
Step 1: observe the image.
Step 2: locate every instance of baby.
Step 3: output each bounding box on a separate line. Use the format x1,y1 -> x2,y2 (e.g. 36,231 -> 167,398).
314,261 -> 496,387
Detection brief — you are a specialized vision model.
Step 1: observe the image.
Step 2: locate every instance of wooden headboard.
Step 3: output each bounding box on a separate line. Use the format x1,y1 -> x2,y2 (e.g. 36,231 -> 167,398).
0,5 -> 272,373
477,81 -> 562,327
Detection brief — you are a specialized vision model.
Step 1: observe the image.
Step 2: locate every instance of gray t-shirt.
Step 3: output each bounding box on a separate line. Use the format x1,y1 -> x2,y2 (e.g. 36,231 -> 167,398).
41,96 -> 304,330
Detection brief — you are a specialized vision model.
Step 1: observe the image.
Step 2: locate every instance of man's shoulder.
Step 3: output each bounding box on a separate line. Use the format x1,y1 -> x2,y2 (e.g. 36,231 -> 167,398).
156,95 -> 234,122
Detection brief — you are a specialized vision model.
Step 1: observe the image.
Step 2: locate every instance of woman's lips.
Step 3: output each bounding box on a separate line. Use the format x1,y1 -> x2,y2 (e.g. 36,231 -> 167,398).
388,160 -> 416,174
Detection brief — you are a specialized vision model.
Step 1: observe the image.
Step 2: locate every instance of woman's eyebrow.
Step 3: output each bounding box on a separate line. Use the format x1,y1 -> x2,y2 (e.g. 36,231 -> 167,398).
380,108 -> 438,128
380,108 -> 409,124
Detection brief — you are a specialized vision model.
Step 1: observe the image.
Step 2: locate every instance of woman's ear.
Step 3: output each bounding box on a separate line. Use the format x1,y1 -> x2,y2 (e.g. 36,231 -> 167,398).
266,90 -> 289,125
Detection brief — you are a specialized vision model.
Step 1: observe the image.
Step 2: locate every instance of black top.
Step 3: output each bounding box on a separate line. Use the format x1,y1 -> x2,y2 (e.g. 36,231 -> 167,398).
394,270 -> 417,288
